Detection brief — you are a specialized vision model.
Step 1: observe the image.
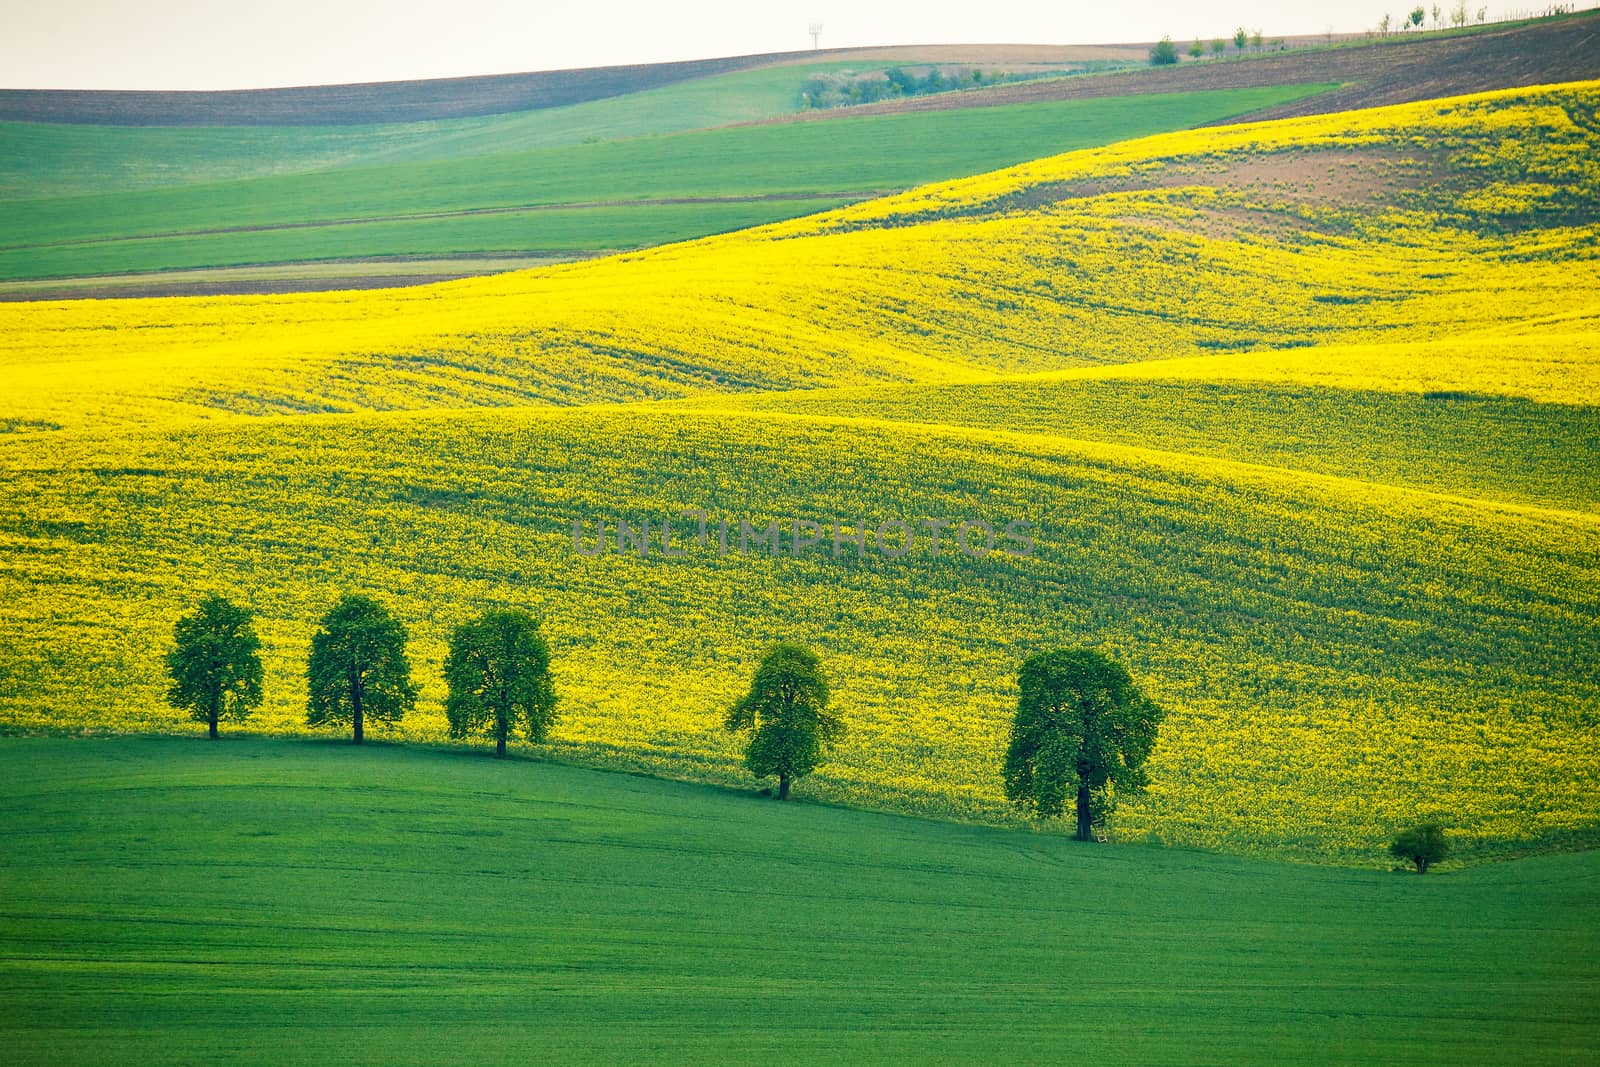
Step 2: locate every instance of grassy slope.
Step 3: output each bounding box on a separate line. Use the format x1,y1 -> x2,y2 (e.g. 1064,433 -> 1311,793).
1,85 -> 1597,861
0,85 -> 1327,278
1,738 -> 1596,1066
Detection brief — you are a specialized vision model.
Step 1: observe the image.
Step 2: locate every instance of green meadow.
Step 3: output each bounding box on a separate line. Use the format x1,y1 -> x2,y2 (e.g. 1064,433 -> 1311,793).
1,737 -> 1595,1065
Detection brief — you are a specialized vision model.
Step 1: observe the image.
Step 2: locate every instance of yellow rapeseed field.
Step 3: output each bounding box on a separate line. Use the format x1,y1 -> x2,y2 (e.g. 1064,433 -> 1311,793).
1,81 -> 1596,862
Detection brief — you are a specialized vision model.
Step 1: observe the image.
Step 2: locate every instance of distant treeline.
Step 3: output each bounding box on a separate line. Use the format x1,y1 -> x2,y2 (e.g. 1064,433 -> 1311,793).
798,65 -> 1115,110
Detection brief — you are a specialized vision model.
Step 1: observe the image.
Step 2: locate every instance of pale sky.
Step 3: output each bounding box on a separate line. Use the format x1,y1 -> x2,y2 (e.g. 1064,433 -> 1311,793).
0,1 -> 1581,90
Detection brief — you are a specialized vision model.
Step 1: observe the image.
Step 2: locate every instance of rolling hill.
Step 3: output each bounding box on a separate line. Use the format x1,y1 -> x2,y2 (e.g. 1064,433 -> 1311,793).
2,82 -> 1596,863
2,11 -> 1595,298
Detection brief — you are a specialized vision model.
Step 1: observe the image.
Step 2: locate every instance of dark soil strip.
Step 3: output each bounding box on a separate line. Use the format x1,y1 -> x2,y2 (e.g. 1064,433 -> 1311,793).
0,272 -> 481,301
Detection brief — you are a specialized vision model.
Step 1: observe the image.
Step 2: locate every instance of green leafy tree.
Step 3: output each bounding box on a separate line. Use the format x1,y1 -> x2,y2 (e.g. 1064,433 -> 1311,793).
725,642 -> 843,800
1188,37 -> 1205,59
1210,38 -> 1227,56
165,594 -> 263,739
1390,823 -> 1450,873
1233,26 -> 1249,50
1149,36 -> 1179,65
1003,648 -> 1163,840
306,594 -> 415,744
1409,6 -> 1426,28
444,608 -> 557,758
1250,28 -> 1263,49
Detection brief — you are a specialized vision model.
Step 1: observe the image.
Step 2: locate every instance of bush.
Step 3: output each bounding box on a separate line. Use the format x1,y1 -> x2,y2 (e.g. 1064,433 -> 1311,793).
1389,823 -> 1450,873
1149,37 -> 1180,65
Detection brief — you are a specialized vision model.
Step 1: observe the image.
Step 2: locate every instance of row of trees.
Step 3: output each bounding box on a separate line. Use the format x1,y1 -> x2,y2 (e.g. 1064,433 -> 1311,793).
1152,29 -> 1286,66
1378,4 -> 1491,34
799,67 -> 1008,110
166,597 -> 1449,863
165,595 -> 1169,840
166,594 -> 555,757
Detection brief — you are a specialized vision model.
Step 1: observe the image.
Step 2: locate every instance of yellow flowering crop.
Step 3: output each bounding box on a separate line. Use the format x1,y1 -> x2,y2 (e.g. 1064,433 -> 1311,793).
1,81 -> 1597,863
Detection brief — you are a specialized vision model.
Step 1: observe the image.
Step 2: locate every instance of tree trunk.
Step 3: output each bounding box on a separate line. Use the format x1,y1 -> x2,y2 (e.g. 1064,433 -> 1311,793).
352,688 -> 364,745
778,773 -> 791,801
496,726 -> 507,759
208,692 -> 219,739
208,714 -> 218,740
1076,784 -> 1093,842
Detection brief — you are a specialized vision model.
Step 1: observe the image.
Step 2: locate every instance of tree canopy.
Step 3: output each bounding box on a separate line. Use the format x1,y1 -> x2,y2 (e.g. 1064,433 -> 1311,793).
1390,823 -> 1450,873
1002,648 -> 1163,839
444,608 -> 557,758
725,642 -> 843,800
165,594 -> 263,739
1149,36 -> 1179,65
306,593 -> 415,744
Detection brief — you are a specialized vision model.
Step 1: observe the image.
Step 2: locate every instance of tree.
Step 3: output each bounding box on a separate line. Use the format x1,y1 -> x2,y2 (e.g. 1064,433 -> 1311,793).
1390,824 -> 1450,873
1250,28 -> 1263,50
1210,38 -> 1227,57
1003,648 -> 1163,840
306,594 -> 415,744
1451,0 -> 1468,26
165,594 -> 262,739
1148,36 -> 1179,65
1233,26 -> 1249,50
725,642 -> 843,800
443,608 -> 557,758
1188,37 -> 1205,59
1409,6 -> 1426,29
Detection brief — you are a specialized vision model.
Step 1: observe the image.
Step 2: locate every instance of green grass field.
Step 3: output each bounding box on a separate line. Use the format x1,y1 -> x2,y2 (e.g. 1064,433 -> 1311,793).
0,197 -> 856,279
1,737 -> 1595,1065
0,85 -> 1329,279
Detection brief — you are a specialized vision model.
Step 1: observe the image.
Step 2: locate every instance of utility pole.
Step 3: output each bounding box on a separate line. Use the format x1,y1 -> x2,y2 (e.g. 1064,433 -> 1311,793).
809,22 -> 823,49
